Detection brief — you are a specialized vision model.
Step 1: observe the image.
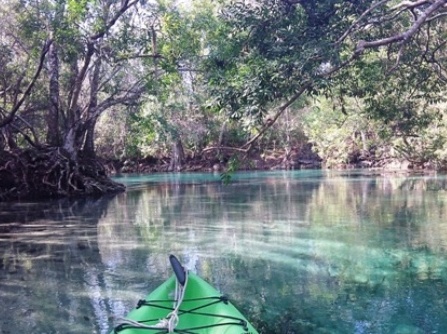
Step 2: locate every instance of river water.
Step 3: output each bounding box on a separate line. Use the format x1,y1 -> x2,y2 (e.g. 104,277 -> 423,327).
1,170 -> 447,333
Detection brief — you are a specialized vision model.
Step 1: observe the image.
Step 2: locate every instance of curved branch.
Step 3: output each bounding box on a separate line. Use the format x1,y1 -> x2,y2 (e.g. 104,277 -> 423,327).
90,0 -> 139,41
426,11 -> 447,21
355,0 -> 447,53
0,39 -> 53,128
391,0 -> 433,10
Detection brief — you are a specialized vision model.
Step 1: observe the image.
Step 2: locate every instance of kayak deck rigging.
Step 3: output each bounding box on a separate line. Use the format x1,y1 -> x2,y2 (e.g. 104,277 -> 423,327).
111,255 -> 258,334
114,295 -> 250,333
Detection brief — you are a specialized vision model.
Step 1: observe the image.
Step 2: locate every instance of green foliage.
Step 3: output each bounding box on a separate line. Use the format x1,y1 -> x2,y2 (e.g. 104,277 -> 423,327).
129,92 -> 212,157
304,94 -> 447,168
220,155 -> 239,185
196,0 -> 447,169
324,43 -> 447,167
67,0 -> 88,22
126,0 -> 236,159
303,97 -> 375,167
5,0 -> 447,171
203,0 -> 369,121
95,107 -> 136,159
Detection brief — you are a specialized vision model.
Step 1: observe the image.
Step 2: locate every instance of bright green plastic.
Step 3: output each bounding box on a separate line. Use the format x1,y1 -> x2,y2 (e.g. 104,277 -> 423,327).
111,272 -> 259,334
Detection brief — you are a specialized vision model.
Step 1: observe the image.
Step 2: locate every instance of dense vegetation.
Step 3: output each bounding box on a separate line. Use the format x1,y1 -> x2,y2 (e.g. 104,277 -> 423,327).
2,0 -> 447,200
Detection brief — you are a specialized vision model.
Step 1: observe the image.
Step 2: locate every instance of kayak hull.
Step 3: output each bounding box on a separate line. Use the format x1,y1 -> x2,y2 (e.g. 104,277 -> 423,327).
112,272 -> 258,334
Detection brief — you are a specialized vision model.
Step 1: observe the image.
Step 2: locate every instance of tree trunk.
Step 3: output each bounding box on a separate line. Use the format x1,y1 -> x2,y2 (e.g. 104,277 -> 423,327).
82,55 -> 102,158
217,120 -> 228,157
63,126 -> 79,160
169,137 -> 185,172
150,25 -> 159,81
47,41 -> 60,146
65,59 -> 79,127
82,116 -> 98,158
1,126 -> 17,150
283,107 -> 292,166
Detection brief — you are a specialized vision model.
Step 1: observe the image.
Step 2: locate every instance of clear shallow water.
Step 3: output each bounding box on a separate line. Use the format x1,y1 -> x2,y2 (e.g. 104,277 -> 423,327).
1,170 -> 447,333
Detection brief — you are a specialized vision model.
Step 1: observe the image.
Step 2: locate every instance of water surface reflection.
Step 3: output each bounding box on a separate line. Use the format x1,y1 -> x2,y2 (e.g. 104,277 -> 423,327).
1,170 -> 447,333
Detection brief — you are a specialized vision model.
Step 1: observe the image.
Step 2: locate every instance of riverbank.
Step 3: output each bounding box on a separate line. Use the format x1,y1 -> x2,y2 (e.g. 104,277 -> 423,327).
101,144 -> 440,175
102,145 -> 322,174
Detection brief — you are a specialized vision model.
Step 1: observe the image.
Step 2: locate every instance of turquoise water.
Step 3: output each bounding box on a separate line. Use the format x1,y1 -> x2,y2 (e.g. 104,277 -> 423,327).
1,170 -> 447,333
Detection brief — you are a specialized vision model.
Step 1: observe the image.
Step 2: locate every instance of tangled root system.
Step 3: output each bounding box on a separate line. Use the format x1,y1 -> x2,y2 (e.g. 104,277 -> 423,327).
0,147 -> 125,201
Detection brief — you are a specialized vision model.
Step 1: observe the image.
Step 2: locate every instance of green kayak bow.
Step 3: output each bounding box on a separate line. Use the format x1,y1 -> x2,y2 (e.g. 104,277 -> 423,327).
111,255 -> 259,334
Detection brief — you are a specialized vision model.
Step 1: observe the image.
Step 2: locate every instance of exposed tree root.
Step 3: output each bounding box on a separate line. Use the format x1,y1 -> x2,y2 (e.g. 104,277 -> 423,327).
0,147 -> 125,201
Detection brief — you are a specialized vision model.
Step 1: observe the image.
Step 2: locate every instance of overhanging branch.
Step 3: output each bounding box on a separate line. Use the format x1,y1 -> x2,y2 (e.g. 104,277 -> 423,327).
355,0 -> 447,53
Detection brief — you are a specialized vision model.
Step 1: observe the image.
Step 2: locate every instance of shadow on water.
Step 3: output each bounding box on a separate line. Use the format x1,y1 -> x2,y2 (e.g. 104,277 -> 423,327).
1,171 -> 447,333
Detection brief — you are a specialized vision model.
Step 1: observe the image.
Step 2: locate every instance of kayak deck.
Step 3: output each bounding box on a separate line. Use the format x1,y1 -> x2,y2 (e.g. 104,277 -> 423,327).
112,272 -> 258,334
